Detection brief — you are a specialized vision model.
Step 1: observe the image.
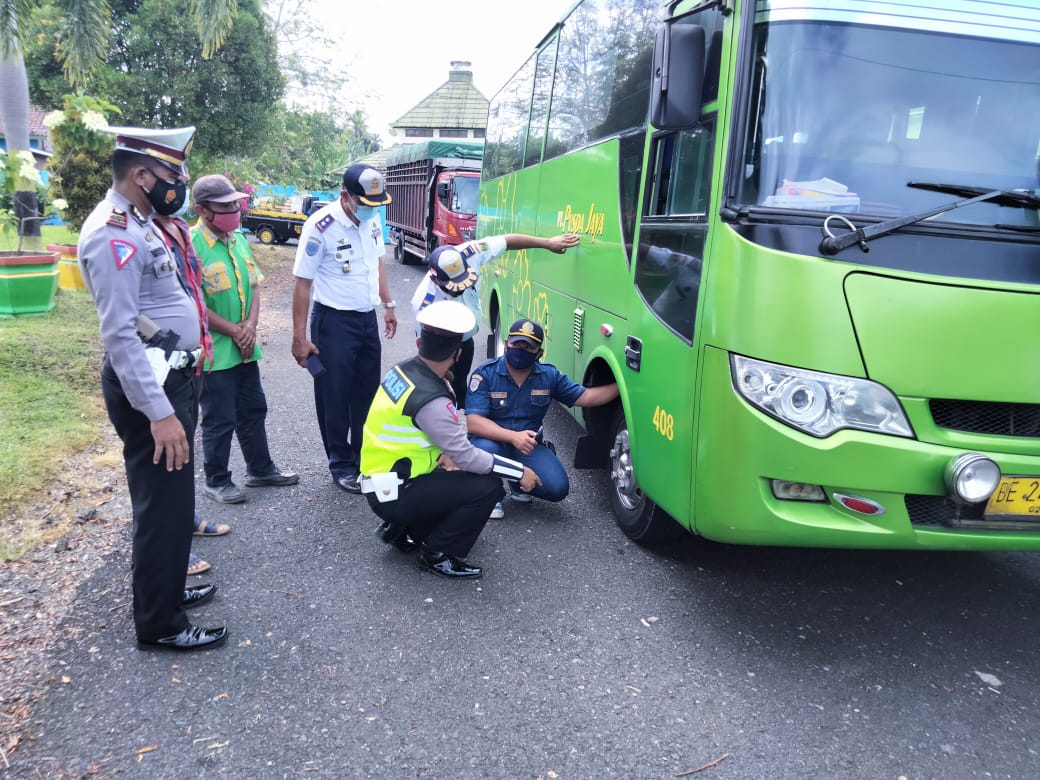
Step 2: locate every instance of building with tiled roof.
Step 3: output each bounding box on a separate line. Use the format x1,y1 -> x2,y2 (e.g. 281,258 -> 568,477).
0,105 -> 53,169
389,61 -> 488,141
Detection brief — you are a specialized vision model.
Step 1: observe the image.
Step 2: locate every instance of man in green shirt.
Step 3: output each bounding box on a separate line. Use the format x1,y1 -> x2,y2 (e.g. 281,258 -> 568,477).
190,174 -> 298,504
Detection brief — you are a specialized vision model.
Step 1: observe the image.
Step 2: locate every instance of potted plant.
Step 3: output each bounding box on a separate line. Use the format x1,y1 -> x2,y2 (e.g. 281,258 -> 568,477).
43,94 -> 118,291
0,150 -> 62,316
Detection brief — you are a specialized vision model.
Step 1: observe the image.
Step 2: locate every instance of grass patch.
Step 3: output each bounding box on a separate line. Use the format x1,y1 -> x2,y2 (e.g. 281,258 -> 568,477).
0,277 -> 106,559
0,224 -> 78,251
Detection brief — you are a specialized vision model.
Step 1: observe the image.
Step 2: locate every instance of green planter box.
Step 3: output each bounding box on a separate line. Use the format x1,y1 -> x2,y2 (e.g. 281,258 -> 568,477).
0,250 -> 61,316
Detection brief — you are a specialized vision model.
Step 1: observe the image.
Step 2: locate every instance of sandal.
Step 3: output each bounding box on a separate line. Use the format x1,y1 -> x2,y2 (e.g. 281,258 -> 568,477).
187,553 -> 211,576
193,516 -> 231,537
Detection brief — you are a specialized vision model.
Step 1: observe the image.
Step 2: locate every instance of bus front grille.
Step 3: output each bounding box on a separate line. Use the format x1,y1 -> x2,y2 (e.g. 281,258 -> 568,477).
905,494 -> 985,527
905,494 -> 1040,531
929,399 -> 1040,438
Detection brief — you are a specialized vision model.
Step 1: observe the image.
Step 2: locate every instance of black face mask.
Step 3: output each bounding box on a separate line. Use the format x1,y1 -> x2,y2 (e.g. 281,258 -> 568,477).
142,174 -> 187,216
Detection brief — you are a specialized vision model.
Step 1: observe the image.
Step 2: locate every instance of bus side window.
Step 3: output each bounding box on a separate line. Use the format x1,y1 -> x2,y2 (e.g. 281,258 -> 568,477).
484,56 -> 536,181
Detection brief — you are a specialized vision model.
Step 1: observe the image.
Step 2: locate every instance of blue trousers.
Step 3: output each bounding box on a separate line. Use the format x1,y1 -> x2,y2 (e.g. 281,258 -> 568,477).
469,436 -> 570,501
311,303 -> 380,478
199,360 -> 276,487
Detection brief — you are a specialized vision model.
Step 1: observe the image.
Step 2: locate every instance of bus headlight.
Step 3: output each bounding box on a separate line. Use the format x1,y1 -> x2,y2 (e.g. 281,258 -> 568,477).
731,355 -> 913,438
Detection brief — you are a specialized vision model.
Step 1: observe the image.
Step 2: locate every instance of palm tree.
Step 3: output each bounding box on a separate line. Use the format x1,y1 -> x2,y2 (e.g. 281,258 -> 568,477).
0,0 -> 238,246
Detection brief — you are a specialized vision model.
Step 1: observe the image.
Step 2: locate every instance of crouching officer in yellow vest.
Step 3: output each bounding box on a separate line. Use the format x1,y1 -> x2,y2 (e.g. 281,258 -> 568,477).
360,300 -> 541,578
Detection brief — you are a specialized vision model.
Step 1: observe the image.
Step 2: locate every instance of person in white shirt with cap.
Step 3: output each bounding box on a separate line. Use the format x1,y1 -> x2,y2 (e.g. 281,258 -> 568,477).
359,300 -> 541,578
79,125 -> 228,652
410,232 -> 579,407
291,164 -> 398,494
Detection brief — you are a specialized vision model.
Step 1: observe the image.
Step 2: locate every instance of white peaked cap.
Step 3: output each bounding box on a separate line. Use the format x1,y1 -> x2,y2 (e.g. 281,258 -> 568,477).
106,125 -> 196,175
416,300 -> 476,336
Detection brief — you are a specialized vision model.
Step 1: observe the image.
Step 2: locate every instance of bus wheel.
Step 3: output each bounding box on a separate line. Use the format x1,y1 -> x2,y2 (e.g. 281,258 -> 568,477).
257,227 -> 276,244
490,306 -> 505,359
608,409 -> 683,543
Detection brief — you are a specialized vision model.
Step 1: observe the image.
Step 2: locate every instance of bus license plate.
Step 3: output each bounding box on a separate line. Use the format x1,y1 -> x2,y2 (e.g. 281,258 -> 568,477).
984,476 -> 1040,518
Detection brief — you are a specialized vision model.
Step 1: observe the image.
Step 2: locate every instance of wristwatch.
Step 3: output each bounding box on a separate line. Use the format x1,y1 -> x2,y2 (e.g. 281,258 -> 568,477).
382,300 -> 396,309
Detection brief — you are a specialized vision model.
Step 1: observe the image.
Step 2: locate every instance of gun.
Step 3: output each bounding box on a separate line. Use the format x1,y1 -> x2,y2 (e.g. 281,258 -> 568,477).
136,314 -> 181,358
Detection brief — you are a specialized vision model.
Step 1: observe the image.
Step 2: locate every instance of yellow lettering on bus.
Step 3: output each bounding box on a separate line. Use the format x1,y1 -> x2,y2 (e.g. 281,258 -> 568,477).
652,405 -> 675,441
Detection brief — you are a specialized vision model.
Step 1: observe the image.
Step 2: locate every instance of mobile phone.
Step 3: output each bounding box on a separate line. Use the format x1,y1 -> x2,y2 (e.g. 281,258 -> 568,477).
306,353 -> 326,377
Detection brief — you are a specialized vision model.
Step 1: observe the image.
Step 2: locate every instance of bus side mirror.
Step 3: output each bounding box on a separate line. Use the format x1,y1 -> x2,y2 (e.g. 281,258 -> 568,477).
650,20 -> 705,130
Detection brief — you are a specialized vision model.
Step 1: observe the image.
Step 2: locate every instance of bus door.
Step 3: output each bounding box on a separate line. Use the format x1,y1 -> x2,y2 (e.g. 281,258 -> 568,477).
624,122 -> 717,525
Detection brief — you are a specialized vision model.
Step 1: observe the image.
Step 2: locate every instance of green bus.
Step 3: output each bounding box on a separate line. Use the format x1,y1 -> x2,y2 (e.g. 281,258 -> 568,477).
476,0 -> 1040,549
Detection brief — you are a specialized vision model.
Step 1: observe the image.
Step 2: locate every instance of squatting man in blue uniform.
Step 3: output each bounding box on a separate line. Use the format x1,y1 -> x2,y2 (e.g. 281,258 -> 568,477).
359,301 -> 541,579
467,318 -> 619,519
79,125 -> 227,652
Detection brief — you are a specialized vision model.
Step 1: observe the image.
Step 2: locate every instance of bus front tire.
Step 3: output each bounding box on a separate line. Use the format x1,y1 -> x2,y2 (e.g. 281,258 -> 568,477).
608,409 -> 684,544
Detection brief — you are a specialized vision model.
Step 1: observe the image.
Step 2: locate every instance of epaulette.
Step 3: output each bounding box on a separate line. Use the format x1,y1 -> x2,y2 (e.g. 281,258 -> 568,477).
316,214 -> 335,233
107,209 -> 128,229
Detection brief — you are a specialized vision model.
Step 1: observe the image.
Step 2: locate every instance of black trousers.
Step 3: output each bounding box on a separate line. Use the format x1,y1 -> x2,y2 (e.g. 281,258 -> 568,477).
103,360 -> 199,641
366,469 -> 504,557
449,336 -> 475,409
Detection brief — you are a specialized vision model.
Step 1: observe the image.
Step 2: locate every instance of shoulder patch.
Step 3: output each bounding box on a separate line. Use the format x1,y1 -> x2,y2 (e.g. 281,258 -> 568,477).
106,209 -> 128,229
305,237 -> 322,257
316,214 -> 335,233
469,373 -> 483,393
380,366 -> 413,403
445,401 -> 459,423
110,239 -> 136,269
458,244 -> 476,260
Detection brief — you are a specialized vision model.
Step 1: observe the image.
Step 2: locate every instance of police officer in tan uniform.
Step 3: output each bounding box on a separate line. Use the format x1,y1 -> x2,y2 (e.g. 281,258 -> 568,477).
79,126 -> 227,651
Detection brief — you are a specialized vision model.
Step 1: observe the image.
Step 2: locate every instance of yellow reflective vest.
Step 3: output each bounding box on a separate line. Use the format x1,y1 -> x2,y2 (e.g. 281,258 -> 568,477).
360,356 -> 451,480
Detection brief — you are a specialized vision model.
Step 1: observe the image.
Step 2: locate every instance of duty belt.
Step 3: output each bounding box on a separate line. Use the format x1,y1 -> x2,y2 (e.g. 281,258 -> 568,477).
169,348 -> 202,370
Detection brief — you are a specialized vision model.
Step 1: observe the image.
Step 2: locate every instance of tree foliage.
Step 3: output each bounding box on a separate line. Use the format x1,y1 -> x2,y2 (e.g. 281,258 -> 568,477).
24,0 -> 383,195
26,0 -> 283,170
44,93 -> 119,231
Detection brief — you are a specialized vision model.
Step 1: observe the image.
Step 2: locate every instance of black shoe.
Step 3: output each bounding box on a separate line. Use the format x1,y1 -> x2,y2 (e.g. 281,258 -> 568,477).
334,474 -> 361,493
416,546 -> 482,579
138,625 -> 228,652
244,469 -> 300,487
375,521 -> 418,553
182,583 -> 216,609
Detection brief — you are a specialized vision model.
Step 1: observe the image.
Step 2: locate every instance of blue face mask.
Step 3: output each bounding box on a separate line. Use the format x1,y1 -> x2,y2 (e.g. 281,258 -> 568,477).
505,345 -> 539,370
355,205 -> 377,221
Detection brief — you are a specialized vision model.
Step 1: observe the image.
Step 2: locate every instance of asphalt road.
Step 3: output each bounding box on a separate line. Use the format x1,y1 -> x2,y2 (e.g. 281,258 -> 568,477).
10,243 -> 1040,779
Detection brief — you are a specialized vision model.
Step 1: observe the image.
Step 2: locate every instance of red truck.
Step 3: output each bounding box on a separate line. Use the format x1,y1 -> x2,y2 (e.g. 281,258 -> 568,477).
384,139 -> 483,264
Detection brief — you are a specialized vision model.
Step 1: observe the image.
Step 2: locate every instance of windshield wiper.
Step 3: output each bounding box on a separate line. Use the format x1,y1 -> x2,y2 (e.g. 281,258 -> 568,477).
819,182 -> 1040,255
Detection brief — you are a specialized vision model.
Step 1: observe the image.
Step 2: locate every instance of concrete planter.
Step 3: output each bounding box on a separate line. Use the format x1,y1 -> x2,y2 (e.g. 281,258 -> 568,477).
47,243 -> 86,291
0,250 -> 61,316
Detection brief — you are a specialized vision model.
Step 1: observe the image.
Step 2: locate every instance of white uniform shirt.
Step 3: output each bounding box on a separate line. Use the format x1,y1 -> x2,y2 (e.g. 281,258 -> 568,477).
409,235 -> 508,338
293,199 -> 384,311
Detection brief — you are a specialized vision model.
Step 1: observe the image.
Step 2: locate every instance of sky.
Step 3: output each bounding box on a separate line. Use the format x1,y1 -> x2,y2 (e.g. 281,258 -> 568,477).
307,0 -> 573,146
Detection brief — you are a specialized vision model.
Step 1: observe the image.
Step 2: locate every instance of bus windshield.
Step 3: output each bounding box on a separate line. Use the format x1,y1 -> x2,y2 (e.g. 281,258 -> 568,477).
736,20 -> 1040,228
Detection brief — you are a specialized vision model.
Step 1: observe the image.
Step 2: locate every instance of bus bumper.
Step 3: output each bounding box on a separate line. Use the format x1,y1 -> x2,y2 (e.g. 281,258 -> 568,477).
694,347 -> 1040,551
